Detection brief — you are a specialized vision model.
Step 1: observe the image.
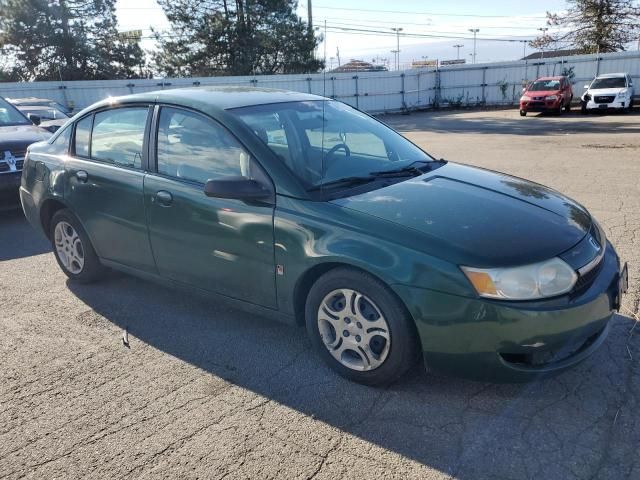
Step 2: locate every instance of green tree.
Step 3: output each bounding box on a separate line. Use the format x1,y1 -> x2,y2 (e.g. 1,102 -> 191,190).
153,0 -> 322,77
530,0 -> 640,53
0,0 -> 145,81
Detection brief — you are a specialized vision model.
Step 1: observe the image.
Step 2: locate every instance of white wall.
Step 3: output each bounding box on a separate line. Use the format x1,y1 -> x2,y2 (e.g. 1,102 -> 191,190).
1,50 -> 638,113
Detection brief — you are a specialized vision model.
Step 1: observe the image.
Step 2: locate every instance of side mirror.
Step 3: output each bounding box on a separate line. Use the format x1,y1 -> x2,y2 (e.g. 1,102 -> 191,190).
583,85 -> 589,89
27,113 -> 41,125
204,176 -> 272,202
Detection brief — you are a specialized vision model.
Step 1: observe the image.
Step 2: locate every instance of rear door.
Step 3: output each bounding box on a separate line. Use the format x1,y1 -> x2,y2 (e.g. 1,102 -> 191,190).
64,106 -> 156,273
143,106 -> 277,308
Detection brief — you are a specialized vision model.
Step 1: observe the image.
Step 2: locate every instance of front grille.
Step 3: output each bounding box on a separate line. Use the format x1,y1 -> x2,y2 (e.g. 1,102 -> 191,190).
0,148 -> 26,174
15,160 -> 24,170
0,162 -> 9,173
528,101 -> 545,107
594,95 -> 615,104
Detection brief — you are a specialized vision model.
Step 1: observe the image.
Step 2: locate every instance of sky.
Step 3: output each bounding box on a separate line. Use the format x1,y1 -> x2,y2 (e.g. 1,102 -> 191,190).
114,0 -> 571,68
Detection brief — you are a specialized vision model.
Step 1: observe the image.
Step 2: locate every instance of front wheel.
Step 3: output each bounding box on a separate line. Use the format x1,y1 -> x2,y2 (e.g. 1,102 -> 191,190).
50,209 -> 106,283
519,110 -> 527,117
305,268 -> 419,386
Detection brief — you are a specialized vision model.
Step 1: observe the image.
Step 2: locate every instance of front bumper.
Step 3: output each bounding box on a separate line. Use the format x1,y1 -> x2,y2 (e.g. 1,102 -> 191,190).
583,99 -> 628,110
0,171 -> 22,210
393,241 -> 625,382
520,99 -> 561,112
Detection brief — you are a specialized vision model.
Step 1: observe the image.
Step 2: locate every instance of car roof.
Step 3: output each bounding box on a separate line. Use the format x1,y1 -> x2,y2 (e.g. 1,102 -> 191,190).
82,86 -> 325,115
535,76 -> 565,81
596,72 -> 627,78
7,97 -> 56,103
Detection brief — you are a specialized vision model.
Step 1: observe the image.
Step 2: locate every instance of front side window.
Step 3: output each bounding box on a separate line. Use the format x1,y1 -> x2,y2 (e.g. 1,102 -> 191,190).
91,107 -> 148,169
156,107 -> 249,184
231,100 -> 433,189
74,115 -> 92,158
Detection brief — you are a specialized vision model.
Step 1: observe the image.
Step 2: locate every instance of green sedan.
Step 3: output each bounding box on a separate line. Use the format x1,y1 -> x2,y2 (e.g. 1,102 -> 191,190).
20,87 -> 628,385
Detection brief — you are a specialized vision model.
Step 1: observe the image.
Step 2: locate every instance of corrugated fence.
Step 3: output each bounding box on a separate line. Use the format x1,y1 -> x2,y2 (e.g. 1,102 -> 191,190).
0,50 -> 638,113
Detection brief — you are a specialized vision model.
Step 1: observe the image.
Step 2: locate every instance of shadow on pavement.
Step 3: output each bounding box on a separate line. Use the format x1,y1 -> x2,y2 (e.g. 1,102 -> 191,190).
67,274 -> 639,479
0,209 -> 51,261
381,108 -> 640,137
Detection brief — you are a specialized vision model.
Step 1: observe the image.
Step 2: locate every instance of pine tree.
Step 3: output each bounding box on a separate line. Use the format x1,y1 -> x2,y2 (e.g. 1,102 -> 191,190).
152,0 -> 322,77
0,0 -> 145,81
530,0 -> 640,54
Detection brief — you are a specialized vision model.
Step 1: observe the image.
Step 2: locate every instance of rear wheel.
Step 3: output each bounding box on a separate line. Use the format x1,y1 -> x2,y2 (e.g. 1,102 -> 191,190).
50,209 -> 106,283
305,268 -> 419,386
519,110 -> 527,117
581,103 -> 588,114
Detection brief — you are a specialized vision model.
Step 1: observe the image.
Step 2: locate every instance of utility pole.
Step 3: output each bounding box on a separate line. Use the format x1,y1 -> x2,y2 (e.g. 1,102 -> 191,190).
307,0 -> 312,31
468,29 -> 479,64
453,44 -> 464,60
391,27 -> 403,71
336,46 -> 341,67
538,27 -> 548,60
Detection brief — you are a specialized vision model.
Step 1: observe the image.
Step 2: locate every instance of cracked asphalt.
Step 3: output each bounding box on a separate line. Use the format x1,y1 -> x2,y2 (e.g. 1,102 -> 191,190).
1,108 -> 639,479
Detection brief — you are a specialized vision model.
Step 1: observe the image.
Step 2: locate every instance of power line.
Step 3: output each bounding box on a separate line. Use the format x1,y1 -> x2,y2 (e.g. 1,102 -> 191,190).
303,4 -> 547,19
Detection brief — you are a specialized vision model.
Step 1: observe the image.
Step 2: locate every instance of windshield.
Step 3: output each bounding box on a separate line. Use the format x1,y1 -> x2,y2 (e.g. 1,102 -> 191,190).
0,97 -> 31,126
230,100 -> 433,190
528,80 -> 560,91
591,77 -> 626,89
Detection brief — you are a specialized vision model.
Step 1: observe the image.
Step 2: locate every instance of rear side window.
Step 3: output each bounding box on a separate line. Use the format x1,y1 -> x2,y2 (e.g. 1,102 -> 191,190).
74,116 -> 92,157
91,108 -> 148,169
156,107 -> 248,184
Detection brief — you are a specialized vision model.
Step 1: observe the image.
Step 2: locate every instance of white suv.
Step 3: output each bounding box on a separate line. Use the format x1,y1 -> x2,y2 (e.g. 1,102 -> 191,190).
581,73 -> 635,113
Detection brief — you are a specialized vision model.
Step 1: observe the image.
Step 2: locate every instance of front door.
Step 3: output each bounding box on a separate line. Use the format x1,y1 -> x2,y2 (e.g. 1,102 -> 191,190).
144,106 -> 277,308
65,106 -> 156,273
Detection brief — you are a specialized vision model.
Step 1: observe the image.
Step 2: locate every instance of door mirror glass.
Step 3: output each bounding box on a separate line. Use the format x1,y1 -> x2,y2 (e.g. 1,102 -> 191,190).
583,84 -> 589,89
204,177 -> 272,201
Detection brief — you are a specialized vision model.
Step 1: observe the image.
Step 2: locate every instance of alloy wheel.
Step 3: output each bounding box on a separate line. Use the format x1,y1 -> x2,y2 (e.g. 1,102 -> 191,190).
54,221 -> 85,274
317,288 -> 391,371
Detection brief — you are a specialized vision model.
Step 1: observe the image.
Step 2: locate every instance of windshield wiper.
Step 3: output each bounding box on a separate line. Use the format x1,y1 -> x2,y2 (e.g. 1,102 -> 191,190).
369,160 -> 431,177
307,175 -> 378,191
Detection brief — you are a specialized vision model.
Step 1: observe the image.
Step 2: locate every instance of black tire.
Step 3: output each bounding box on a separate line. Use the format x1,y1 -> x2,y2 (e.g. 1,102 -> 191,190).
519,110 -> 527,117
581,104 -> 588,115
50,209 -> 106,283
305,267 -> 419,386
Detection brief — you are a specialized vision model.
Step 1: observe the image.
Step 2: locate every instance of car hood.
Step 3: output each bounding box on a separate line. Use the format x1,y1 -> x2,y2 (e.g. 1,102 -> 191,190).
0,124 -> 51,152
332,163 -> 591,267
586,88 -> 626,95
524,90 -> 560,97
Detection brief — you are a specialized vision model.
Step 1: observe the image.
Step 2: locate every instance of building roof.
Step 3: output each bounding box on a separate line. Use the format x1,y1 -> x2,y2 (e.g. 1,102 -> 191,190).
331,59 -> 387,73
522,49 -> 582,60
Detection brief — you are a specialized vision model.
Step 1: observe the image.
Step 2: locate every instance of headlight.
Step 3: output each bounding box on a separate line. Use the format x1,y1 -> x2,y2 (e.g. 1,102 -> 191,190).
545,95 -> 558,101
520,95 -> 530,102
461,258 -> 577,300
617,90 -> 628,98
584,93 -> 591,101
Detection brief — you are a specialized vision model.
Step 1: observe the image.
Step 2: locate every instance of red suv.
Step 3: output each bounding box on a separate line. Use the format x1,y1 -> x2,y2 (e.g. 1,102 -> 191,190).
519,76 -> 573,116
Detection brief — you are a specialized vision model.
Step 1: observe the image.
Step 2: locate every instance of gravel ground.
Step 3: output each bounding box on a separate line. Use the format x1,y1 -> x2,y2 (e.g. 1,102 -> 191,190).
1,108 -> 638,480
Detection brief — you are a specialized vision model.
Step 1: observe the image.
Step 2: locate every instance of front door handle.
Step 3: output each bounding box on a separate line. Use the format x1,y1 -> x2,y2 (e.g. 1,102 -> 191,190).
76,170 -> 88,183
155,190 -> 173,206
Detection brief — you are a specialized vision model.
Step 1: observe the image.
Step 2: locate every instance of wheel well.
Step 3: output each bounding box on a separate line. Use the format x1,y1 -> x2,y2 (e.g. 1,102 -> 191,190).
40,199 -> 67,239
292,262 -> 415,329
293,262 -> 343,325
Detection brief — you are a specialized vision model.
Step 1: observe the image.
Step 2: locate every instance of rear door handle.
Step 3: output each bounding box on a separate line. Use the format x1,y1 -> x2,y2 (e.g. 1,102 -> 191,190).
76,170 -> 88,183
155,190 -> 173,206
